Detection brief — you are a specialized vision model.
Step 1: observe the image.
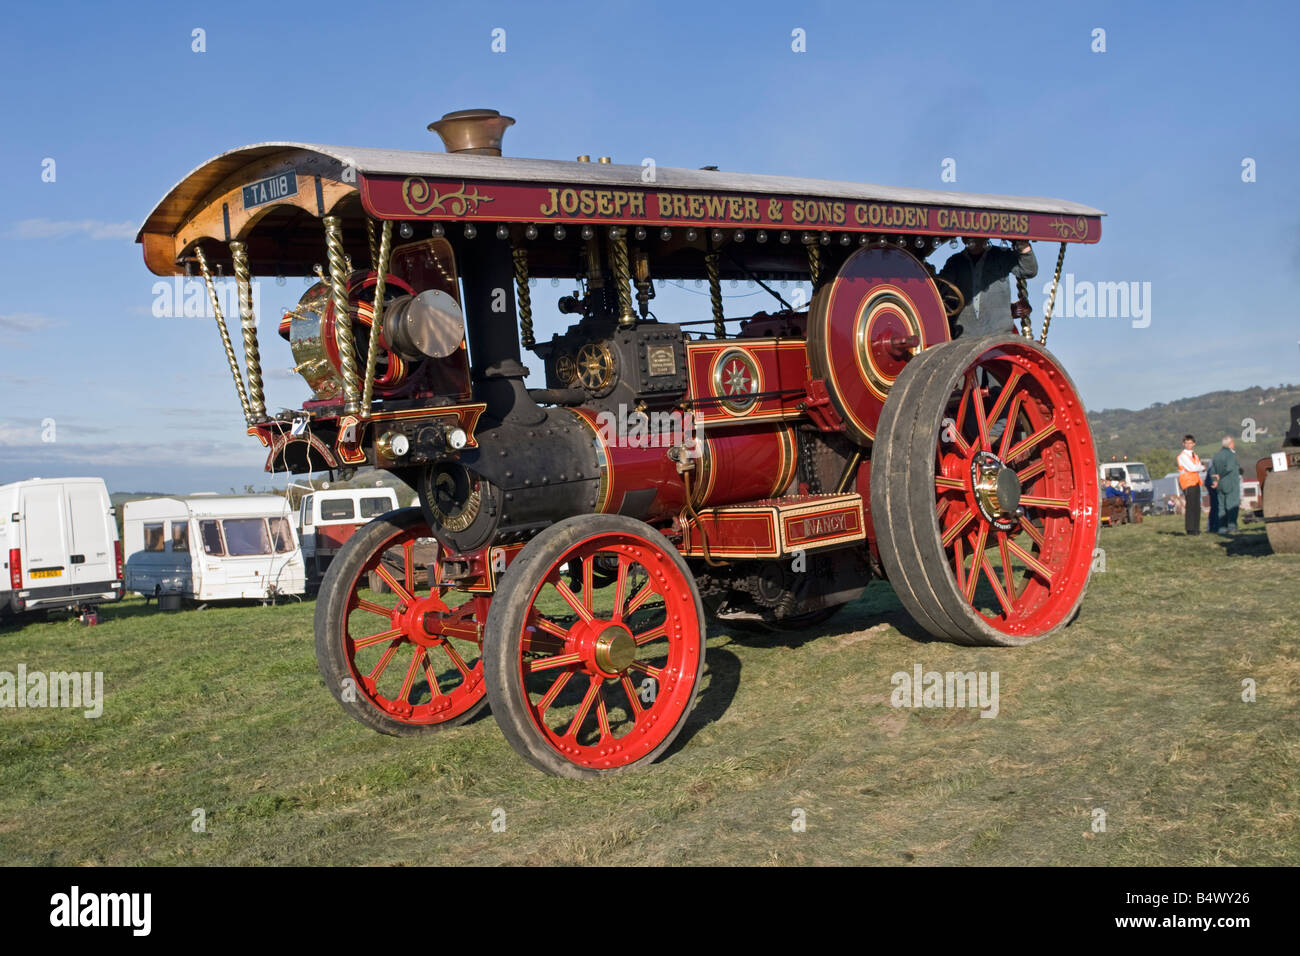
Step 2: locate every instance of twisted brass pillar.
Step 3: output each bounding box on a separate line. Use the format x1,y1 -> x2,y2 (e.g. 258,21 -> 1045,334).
323,216 -> 360,413
361,219 -> 392,413
193,244 -> 252,424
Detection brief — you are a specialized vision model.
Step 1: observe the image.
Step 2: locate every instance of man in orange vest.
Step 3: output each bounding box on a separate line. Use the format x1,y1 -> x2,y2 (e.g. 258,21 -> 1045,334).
1177,434 -> 1204,535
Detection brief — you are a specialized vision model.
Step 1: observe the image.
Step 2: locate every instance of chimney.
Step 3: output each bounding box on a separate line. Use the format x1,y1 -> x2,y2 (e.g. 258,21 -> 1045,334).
428,109 -> 515,156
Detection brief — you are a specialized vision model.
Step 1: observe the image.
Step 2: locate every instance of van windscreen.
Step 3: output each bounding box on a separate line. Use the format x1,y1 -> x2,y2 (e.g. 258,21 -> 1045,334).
320,499 -> 355,521
360,496 -> 391,519
222,518 -> 271,555
1128,465 -> 1150,480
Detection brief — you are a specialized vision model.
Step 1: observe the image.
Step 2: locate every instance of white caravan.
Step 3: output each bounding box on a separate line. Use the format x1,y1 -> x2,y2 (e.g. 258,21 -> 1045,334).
123,495 -> 305,602
0,477 -> 123,617
297,487 -> 402,578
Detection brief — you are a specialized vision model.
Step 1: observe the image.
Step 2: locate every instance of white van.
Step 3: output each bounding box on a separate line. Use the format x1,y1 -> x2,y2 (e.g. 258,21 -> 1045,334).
123,495 -> 306,602
1099,460 -> 1154,510
298,487 -> 402,578
0,477 -> 122,617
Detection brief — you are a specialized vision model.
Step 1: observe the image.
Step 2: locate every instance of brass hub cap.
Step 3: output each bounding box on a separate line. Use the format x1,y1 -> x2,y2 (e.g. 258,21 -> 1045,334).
592,625 -> 637,675
970,450 -> 1021,532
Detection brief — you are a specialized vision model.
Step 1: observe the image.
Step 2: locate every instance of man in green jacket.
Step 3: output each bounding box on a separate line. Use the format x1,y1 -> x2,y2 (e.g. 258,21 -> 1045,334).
1211,436 -> 1241,535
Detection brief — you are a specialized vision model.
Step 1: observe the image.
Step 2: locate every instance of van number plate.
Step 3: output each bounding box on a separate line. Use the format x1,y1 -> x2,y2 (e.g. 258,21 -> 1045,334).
30,568 -> 62,578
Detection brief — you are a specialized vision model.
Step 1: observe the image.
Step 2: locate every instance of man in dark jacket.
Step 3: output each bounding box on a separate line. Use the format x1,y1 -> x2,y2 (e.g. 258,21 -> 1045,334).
939,238 -> 1038,338
1211,436 -> 1242,534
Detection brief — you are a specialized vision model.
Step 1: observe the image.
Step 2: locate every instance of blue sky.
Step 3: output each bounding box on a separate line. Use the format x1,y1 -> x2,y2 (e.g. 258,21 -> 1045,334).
1,0 -> 1297,492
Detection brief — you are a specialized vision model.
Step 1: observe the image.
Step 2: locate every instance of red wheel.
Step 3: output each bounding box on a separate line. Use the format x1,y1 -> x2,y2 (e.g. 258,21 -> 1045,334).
872,336 -> 1099,645
483,515 -> 706,777
315,507 -> 487,734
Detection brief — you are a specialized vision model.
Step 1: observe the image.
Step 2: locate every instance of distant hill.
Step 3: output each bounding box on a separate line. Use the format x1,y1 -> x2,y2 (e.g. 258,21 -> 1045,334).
1088,384 -> 1299,478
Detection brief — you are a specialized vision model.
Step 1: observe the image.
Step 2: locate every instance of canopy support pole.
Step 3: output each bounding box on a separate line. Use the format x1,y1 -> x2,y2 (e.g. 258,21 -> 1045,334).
228,241 -> 267,422
194,244 -> 252,424
610,228 -> 637,328
1039,242 -> 1067,346
361,219 -> 392,414
324,215 -> 361,414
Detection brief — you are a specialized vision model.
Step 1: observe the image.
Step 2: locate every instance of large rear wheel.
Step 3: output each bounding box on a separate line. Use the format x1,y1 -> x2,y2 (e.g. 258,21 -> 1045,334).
315,507 -> 489,735
872,336 -> 1100,645
483,514 -> 706,778
1264,468 -> 1300,554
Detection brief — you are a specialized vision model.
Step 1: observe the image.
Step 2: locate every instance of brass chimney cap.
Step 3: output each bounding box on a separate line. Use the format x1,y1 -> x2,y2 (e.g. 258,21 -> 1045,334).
428,109 -> 516,156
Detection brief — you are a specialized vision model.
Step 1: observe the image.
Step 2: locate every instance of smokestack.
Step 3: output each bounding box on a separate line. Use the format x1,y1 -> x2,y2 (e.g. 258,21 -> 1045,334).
428,109 -> 515,156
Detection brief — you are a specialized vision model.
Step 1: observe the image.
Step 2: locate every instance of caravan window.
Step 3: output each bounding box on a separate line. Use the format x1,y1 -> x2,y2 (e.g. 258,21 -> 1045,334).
144,523 -> 166,552
223,518 -> 272,556
360,496 -> 391,519
200,520 -> 225,556
171,522 -> 189,553
269,517 -> 294,553
320,498 -> 355,521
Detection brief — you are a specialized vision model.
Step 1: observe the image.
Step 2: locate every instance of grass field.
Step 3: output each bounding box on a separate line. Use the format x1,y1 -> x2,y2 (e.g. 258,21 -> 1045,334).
1,515 -> 1296,866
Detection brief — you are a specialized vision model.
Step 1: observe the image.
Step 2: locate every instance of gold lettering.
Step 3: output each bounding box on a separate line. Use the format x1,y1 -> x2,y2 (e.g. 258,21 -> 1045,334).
539,187 -> 559,216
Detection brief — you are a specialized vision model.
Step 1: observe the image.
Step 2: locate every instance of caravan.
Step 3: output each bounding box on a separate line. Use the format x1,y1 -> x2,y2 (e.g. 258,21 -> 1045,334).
123,495 -> 306,602
297,487 -> 402,578
0,477 -> 123,618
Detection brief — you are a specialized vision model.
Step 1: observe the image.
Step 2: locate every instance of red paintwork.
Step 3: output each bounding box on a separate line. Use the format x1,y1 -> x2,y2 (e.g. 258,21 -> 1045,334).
360,175 -> 1103,244
685,339 -> 807,426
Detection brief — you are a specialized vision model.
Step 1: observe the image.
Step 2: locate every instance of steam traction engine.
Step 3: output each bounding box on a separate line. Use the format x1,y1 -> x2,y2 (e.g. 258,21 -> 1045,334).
138,110 -> 1105,777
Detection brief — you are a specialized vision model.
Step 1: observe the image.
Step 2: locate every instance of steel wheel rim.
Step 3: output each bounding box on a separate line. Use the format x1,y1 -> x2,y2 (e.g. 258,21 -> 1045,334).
514,531 -> 700,770
931,343 -> 1098,636
341,525 -> 485,725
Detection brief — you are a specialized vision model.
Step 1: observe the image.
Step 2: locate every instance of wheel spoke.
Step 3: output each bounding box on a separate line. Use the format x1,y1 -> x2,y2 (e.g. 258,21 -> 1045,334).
582,557 -> 594,612
624,581 -> 655,617
998,392 -> 1027,458
942,508 -> 975,547
611,556 -> 629,621
948,374 -> 974,457
536,670 -> 573,717
980,554 -> 1014,617
355,598 -> 392,618
1020,494 -> 1071,510
555,579 -> 594,623
403,541 -> 415,596
997,531 -> 1019,602
441,640 -> 472,678
367,640 -> 402,682
1004,421 -> 1059,463
628,660 -> 662,679
972,376 -> 991,451
1016,459 -> 1047,484
373,564 -> 414,604
530,611 -> 571,641
526,652 -> 583,673
935,476 -> 965,493
354,627 -> 405,650
565,679 -> 602,737
422,655 -> 444,698
985,370 -> 1023,427
964,523 -> 989,602
633,622 -> 667,646
398,647 -> 424,703
596,698 -> 612,741
1019,516 -> 1046,548
620,675 -> 644,717
953,536 -> 966,594
1005,538 -> 1055,584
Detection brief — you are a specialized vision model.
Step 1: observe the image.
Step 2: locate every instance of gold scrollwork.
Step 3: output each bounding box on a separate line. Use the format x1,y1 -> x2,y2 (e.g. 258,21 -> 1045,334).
1048,216 -> 1089,241
401,178 -> 496,216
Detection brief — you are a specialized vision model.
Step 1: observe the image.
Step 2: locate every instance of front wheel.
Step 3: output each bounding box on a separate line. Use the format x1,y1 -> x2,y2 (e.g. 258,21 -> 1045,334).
315,507 -> 489,735
483,514 -> 706,778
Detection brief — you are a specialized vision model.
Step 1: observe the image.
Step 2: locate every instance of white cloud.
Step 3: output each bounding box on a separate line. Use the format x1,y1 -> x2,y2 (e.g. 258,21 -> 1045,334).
6,218 -> 136,240
0,312 -> 54,332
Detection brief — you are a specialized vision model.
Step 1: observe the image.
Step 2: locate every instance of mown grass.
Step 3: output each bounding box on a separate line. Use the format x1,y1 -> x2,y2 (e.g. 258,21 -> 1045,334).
0,515 -> 1295,866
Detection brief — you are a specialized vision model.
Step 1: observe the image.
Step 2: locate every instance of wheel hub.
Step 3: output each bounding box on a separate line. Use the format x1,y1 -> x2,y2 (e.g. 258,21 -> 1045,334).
392,594 -> 450,648
970,450 -> 1022,531
592,624 -> 637,675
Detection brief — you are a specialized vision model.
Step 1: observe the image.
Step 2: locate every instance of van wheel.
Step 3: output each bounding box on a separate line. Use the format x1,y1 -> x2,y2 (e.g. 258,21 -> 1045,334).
316,508 -> 489,735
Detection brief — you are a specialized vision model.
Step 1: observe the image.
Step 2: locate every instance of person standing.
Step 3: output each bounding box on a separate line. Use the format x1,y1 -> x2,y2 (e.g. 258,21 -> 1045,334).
1211,436 -> 1242,535
1207,463 -> 1221,533
939,238 -> 1038,338
1177,434 -> 1203,535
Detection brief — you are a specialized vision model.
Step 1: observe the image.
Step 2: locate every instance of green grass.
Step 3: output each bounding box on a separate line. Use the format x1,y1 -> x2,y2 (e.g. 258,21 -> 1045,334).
1,515 -> 1295,865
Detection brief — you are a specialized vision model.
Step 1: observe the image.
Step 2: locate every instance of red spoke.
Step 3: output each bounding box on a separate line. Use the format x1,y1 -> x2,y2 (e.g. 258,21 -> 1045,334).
980,555 -> 1014,617
398,647 -> 424,703
1004,421 -> 1059,463
628,660 -> 662,679
964,523 -> 989,602
354,627 -> 405,650
582,557 -> 594,612
596,698 -> 612,741
527,652 -> 583,673
530,612 -> 571,641
555,579 -> 594,623
355,598 -> 392,618
624,581 -> 655,617
367,640 -> 402,682
972,377 -> 991,451
985,370 -> 1023,427
941,508 -> 975,547
422,655 -> 444,698
998,392 -> 1026,458
1020,494 -> 1071,509
565,679 -> 602,737
1019,517 -> 1046,548
997,531 -> 1019,603
953,536 -> 966,594
403,541 -> 416,596
948,374 -> 974,457
611,556 -> 629,621
935,476 -> 966,493
634,622 -> 667,645
1005,538 -> 1055,584
621,675 -> 644,717
373,564 -> 414,604
1017,459 -> 1047,484
537,670 -> 573,717
441,640 -> 472,678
